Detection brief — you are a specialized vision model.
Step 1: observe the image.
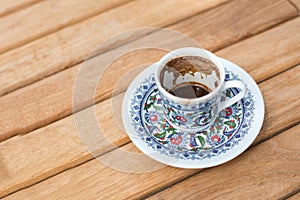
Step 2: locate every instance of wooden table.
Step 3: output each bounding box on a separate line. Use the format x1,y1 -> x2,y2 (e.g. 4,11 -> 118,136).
0,0 -> 299,199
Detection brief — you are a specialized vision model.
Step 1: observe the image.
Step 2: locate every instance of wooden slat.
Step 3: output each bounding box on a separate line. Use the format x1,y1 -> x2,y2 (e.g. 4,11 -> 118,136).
169,0 -> 297,52
290,0 -> 300,13
0,0 -> 229,96
255,65 -> 300,143
148,125 -> 300,200
4,123 -> 300,199
1,63 -> 299,198
217,17 -> 300,83
0,0 -> 297,142
0,0 -> 39,17
3,143 -> 197,200
0,0 -> 132,55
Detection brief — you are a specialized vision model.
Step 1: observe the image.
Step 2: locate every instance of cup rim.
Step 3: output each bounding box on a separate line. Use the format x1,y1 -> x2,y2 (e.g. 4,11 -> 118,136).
155,47 -> 225,103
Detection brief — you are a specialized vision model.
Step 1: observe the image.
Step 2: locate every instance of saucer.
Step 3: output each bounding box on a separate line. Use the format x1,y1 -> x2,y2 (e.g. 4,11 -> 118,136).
122,58 -> 264,168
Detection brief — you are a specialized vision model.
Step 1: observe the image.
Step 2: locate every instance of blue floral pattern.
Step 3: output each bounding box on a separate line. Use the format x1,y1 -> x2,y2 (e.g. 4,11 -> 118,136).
129,69 -> 255,160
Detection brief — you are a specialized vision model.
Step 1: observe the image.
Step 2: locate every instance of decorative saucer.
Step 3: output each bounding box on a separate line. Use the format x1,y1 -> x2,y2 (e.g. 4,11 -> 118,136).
122,58 -> 264,168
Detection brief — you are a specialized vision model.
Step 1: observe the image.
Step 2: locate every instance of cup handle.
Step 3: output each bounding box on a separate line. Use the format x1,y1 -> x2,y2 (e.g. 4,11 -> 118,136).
218,80 -> 247,112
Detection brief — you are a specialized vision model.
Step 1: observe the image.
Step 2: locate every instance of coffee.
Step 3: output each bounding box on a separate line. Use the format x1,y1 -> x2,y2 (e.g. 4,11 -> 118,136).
160,56 -> 220,86
168,82 -> 211,98
161,56 -> 217,99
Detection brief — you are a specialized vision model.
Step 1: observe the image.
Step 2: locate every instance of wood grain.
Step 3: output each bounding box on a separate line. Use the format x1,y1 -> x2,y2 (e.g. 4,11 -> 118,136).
1,1 -> 298,199
3,142 -> 197,200
255,65 -> 300,143
0,92 -> 127,198
4,124 -> 300,199
0,0 -> 132,54
170,0 -> 297,52
1,64 -> 299,198
0,0 -> 229,96
0,0 -> 297,142
148,125 -> 300,200
290,0 -> 300,13
217,17 -> 300,83
0,0 -> 39,17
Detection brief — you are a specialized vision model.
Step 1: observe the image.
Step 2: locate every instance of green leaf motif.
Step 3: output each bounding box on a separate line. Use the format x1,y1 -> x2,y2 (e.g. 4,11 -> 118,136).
155,131 -> 166,139
144,102 -> 153,110
167,127 -> 176,132
197,136 -> 205,147
224,121 -> 236,128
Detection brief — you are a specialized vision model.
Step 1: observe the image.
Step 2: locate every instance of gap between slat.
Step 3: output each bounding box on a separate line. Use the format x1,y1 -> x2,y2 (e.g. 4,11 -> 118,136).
0,0 -> 41,18
2,64 -> 300,198
0,2 -> 298,197
0,0 -> 298,143
142,123 -> 299,199
0,0 -> 135,55
279,188 -> 300,200
0,0 -> 232,97
287,0 -> 300,13
6,120 -> 300,199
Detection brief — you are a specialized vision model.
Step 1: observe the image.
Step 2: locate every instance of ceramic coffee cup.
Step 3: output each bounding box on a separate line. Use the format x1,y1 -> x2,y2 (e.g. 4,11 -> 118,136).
154,47 -> 247,132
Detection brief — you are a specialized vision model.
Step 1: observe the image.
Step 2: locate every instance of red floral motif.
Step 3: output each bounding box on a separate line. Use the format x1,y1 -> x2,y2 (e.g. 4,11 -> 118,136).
175,116 -> 187,123
151,96 -> 156,101
226,107 -> 232,116
150,114 -> 158,122
141,82 -> 245,152
170,135 -> 182,145
211,135 -> 220,142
